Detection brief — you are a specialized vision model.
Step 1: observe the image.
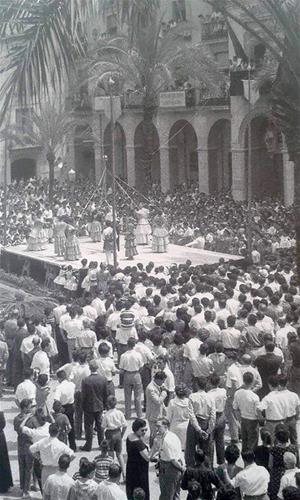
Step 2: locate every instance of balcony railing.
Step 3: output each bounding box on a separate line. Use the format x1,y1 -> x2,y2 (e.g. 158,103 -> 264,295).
201,18 -> 227,41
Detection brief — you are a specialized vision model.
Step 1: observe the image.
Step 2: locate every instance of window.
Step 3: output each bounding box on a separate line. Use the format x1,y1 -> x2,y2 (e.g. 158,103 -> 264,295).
15,107 -> 33,134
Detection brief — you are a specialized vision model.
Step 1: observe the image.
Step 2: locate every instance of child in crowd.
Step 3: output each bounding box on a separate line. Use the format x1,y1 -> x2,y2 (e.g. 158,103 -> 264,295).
35,373 -> 50,415
94,439 -> 114,483
102,395 -> 127,482
52,400 -> 71,444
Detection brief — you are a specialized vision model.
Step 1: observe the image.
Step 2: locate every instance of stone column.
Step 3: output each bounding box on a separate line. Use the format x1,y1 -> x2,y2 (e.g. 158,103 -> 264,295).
282,149 -> 294,206
160,146 -> 170,192
197,147 -> 209,194
231,146 -> 247,201
66,129 -> 75,171
126,144 -> 135,187
92,114 -> 105,185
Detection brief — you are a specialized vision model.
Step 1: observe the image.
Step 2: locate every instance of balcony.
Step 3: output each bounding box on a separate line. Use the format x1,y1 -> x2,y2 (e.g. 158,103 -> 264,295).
201,16 -> 227,41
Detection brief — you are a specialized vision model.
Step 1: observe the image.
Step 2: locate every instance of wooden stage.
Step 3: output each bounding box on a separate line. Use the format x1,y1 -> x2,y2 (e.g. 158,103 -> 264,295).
3,236 -> 243,271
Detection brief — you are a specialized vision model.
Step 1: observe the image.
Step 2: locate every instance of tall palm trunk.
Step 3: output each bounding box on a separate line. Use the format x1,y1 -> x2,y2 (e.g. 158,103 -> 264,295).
47,150 -> 55,205
142,100 -> 156,192
294,152 -> 300,284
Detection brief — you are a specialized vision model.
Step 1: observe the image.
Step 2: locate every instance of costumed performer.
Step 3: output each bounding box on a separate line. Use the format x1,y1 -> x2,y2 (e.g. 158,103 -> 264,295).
27,215 -> 47,251
135,203 -> 152,245
124,221 -> 138,260
152,214 -> 169,253
102,221 -> 115,265
90,214 -> 102,242
53,216 -> 67,257
64,225 -> 81,261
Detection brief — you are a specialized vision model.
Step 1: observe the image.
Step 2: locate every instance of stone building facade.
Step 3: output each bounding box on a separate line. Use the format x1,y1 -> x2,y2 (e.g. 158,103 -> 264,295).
0,0 -> 295,206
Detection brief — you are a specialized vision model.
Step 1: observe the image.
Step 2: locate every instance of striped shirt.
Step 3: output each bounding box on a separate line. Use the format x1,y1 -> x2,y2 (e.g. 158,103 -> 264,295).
94,455 -> 114,483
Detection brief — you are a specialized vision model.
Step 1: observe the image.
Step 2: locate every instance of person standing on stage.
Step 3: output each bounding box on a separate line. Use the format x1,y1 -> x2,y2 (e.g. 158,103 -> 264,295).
152,213 -> 169,253
102,221 -> 115,266
135,203 -> 152,245
27,214 -> 47,251
53,216 -> 67,257
90,214 -> 102,242
124,221 -> 138,260
64,225 -> 81,261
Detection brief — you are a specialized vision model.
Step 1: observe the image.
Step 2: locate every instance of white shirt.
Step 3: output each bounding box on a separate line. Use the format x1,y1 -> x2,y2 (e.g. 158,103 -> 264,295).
91,297 -> 106,317
30,436 -> 74,466
20,335 -> 36,354
119,350 -> 143,371
278,468 -> 300,499
222,327 -> 241,350
159,430 -> 182,462
54,379 -> 75,405
71,364 -> 90,391
102,408 -> 126,430
208,387 -> 227,413
258,390 -> 287,420
96,357 -> 116,381
96,480 -> 127,500
43,471 -> 75,500
134,342 -> 154,365
23,422 -> 50,442
183,337 -> 202,361
233,463 -> 270,495
279,389 -> 300,418
255,344 -> 284,360
31,350 -> 50,376
15,379 -> 37,405
226,363 -> 243,391
116,326 -> 137,345
82,305 -> 98,321
233,388 -> 259,420
276,326 -> 297,351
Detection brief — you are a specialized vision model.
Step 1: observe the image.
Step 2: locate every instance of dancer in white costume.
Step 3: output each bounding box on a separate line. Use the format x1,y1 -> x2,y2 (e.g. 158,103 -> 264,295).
152,214 -> 168,253
135,204 -> 151,245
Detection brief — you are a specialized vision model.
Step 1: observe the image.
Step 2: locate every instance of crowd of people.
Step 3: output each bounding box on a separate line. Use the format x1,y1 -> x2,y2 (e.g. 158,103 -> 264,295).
0,177 -> 296,261
0,233 -> 300,499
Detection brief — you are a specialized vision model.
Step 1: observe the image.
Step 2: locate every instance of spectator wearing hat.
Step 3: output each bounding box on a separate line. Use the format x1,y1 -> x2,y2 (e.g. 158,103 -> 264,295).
119,337 -> 144,420
116,311 -> 137,388
80,359 -> 108,452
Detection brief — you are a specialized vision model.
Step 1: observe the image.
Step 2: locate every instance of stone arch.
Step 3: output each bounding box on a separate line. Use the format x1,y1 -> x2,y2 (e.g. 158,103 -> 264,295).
238,103 -> 269,146
11,158 -> 36,181
74,123 -> 95,180
168,119 -> 198,190
244,115 -> 283,199
208,119 -> 231,193
103,121 -> 127,184
134,121 -> 160,191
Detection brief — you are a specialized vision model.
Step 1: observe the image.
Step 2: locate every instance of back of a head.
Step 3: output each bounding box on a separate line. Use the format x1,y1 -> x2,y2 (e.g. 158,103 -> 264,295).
49,423 -> 59,437
108,463 -> 122,480
133,487 -> 146,500
282,486 -> 300,500
225,444 -> 240,464
58,453 -> 71,471
241,450 -> 255,465
265,341 -> 275,353
243,371 -> 254,386
79,459 -> 95,478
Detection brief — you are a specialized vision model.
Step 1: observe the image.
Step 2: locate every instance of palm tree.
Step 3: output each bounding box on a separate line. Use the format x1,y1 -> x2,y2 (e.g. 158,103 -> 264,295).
1,103 -> 75,202
0,0 -> 160,123
87,17 -> 224,186
207,0 -> 300,279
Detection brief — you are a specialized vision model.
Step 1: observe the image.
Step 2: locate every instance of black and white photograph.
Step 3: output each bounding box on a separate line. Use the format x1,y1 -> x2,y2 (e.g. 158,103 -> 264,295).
0,1 -> 299,499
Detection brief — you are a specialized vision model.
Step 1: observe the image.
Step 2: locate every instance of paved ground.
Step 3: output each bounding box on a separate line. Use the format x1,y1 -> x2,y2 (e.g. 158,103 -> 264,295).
1,377 -> 162,500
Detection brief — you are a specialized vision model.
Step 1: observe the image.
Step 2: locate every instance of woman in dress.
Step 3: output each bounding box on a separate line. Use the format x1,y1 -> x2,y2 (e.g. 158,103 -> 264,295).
152,214 -> 169,253
268,425 -> 299,500
64,265 -> 78,298
125,222 -> 138,260
90,214 -> 102,242
53,216 -> 67,257
0,412 -> 13,494
27,216 -> 47,251
53,265 -> 67,289
167,384 -> 190,452
65,225 -> 81,261
135,204 -> 151,245
126,418 -> 150,500
102,221 -> 114,266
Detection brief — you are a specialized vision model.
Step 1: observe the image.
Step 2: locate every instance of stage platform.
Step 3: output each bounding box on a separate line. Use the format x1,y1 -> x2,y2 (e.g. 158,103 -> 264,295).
3,236 -> 243,271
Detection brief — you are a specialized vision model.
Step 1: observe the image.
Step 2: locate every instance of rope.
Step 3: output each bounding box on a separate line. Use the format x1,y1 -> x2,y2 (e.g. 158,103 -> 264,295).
117,176 -> 151,204
78,166 -> 107,218
106,169 -> 140,209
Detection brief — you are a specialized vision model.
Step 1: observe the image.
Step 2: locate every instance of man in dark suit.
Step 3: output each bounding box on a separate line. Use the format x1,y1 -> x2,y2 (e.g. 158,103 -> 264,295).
254,342 -> 282,399
80,359 -> 108,451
